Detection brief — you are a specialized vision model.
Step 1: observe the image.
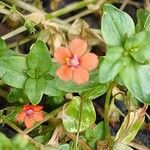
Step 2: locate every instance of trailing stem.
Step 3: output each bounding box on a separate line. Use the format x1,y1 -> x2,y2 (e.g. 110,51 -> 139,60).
75,97 -> 84,150
104,82 -> 114,148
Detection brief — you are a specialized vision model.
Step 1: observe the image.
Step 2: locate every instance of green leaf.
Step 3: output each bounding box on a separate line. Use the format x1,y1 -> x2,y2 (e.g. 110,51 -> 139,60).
99,46 -> 124,83
99,57 -> 123,83
69,141 -> 82,150
6,107 -> 21,122
144,14 -> 150,31
62,97 -> 96,132
85,122 -> 105,149
56,70 -> 99,93
7,88 -> 28,103
101,4 -> 135,46
0,55 -> 27,88
114,107 -> 145,144
125,31 -> 150,63
24,77 -> 46,104
120,61 -> 150,104
12,134 -> 37,150
106,46 -> 124,60
0,133 -> 12,150
44,79 -> 64,96
81,83 -> 108,100
58,144 -> 69,150
136,9 -> 150,32
27,40 -> 51,78
0,38 -> 7,49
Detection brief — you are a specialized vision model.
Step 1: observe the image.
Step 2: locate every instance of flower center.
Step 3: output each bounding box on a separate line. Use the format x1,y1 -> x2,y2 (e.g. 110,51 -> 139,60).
67,56 -> 80,68
26,109 -> 34,117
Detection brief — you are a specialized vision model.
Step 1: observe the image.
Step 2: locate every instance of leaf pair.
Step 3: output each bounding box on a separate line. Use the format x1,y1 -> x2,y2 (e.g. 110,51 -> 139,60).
99,4 -> 150,104
0,39 -> 63,104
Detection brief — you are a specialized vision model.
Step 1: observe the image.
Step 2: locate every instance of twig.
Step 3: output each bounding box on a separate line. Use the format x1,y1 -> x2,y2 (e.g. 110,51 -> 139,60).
8,33 -> 37,48
144,0 -> 150,10
120,0 -> 131,10
2,26 -> 26,40
65,9 -> 93,23
0,7 -> 10,15
129,141 -> 150,150
45,0 -> 96,19
5,0 -> 40,13
116,0 -> 142,8
0,113 -> 43,148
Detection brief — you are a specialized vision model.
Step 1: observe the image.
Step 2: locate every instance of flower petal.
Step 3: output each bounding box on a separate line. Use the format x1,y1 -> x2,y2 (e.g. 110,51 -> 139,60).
54,46 -> 71,64
23,105 -> 32,111
34,112 -> 44,122
16,111 -> 26,122
73,66 -> 89,84
33,105 -> 43,112
69,38 -> 87,56
80,53 -> 98,71
56,65 -> 73,81
25,117 -> 34,128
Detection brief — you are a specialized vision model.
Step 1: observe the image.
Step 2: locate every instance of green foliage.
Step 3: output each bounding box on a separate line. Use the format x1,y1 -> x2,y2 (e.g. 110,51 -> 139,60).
58,144 -> 69,150
44,79 -> 64,97
0,42 -> 28,88
27,40 -> 51,77
56,70 -> 103,93
101,4 -> 135,46
62,97 -> 96,132
7,88 -> 28,103
136,9 -> 150,32
85,122 -> 105,149
81,83 -> 108,100
124,31 -> 150,63
0,38 -> 7,49
0,133 -> 12,150
0,133 -> 37,150
120,62 -> 150,104
100,3 -> 150,104
24,77 -> 46,104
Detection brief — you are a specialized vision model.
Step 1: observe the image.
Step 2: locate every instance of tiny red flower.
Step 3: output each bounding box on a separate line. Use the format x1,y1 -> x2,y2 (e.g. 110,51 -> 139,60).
16,105 -> 44,128
54,38 -> 98,84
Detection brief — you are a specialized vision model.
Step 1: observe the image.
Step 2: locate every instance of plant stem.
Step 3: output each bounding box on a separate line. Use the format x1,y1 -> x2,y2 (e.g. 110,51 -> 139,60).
8,33 -> 37,48
5,0 -> 40,12
104,82 -> 114,147
0,113 -> 23,134
66,132 -> 92,150
0,113 -> 43,148
65,9 -> 94,23
0,1 -> 26,20
24,106 -> 62,134
45,0 -> 96,19
2,26 -> 26,40
0,7 -> 10,15
75,97 -> 84,150
64,0 -> 106,23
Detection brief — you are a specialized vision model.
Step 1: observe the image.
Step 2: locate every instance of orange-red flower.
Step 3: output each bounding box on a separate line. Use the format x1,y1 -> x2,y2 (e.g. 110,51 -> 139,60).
54,38 -> 98,84
16,105 -> 44,128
